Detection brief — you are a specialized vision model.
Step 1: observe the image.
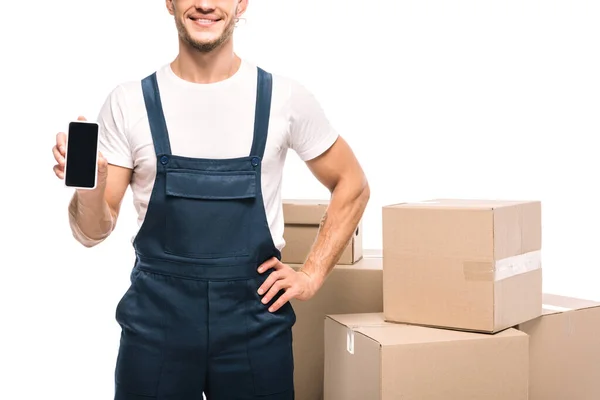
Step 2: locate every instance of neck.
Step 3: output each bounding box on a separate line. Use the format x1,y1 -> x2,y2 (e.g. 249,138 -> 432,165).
171,39 -> 241,84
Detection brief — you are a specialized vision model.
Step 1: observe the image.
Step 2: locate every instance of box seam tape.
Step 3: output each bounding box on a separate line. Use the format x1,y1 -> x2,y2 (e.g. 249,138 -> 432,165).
345,324 -> 397,354
463,250 -> 541,281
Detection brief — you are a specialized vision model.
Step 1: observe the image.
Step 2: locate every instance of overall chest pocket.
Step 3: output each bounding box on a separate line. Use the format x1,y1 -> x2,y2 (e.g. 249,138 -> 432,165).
164,169 -> 258,259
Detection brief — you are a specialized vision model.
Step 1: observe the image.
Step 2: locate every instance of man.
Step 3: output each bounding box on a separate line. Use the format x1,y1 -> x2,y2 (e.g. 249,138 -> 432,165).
51,0 -> 369,399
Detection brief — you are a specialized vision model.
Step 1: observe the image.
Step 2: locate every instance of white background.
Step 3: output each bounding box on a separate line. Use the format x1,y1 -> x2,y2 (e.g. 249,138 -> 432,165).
2,0 -> 600,398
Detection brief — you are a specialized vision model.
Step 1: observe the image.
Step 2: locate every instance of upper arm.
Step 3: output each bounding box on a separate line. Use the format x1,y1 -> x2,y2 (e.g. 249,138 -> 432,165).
104,164 -> 132,220
305,136 -> 368,194
286,80 -> 367,194
96,84 -> 134,220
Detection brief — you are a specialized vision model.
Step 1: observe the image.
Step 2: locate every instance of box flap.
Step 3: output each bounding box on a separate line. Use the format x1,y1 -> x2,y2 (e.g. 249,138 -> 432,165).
385,198 -> 538,210
327,313 -> 387,328
326,313 -> 526,347
283,199 -> 329,225
541,293 -> 600,315
382,199 -> 540,260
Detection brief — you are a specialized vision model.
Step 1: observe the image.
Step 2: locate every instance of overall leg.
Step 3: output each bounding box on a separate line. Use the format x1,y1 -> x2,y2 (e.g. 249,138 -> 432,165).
114,268 -> 209,400
204,276 -> 295,400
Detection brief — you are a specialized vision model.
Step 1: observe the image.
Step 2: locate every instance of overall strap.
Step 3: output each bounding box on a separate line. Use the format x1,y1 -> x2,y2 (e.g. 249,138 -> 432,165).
141,73 -> 172,156
249,67 -> 273,159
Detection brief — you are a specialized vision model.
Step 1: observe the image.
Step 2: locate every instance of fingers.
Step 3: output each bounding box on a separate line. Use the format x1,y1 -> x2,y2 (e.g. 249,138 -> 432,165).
52,144 -> 64,164
53,164 -> 64,179
55,132 -> 66,156
77,115 -> 87,121
257,267 -> 284,296
257,256 -> 280,274
261,277 -> 290,306
53,132 -> 67,179
269,289 -> 296,313
256,261 -> 300,312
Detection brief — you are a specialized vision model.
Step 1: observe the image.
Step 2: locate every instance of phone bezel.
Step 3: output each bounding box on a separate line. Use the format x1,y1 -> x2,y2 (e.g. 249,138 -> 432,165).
64,120 -> 99,190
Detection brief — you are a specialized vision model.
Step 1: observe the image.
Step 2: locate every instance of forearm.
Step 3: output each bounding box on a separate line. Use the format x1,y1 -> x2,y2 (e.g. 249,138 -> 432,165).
300,178 -> 370,286
68,190 -> 115,247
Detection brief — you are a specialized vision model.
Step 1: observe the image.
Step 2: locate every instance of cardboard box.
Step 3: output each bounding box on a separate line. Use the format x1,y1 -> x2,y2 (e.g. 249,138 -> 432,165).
324,312 -> 529,400
517,293 -> 600,400
289,251 -> 383,400
281,199 -> 363,265
382,199 -> 543,333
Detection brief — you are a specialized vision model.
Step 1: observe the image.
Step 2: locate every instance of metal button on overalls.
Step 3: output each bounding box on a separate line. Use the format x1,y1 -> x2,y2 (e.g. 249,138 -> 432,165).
113,67 -> 296,400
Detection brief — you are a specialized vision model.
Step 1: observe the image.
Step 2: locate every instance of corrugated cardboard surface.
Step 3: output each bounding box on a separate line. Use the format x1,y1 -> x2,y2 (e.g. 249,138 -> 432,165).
324,312 -> 529,400
289,252 -> 383,400
282,199 -> 329,224
382,198 -> 542,332
281,199 -> 363,264
517,293 -> 600,400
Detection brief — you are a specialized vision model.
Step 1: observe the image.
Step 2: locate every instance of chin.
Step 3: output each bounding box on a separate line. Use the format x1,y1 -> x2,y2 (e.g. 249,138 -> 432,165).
190,31 -> 219,43
185,34 -> 226,53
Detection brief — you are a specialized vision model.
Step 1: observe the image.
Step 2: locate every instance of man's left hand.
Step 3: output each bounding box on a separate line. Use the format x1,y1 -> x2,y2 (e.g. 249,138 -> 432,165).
257,257 -> 319,313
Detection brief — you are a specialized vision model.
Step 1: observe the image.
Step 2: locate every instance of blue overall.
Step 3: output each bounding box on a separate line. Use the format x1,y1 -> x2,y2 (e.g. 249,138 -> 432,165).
114,67 -> 296,400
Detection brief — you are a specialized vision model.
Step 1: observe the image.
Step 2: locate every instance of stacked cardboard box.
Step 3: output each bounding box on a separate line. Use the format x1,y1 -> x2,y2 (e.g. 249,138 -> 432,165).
285,198 -> 600,398
324,312 -> 529,399
325,199 -> 541,399
517,293 -> 600,399
380,199 -> 543,333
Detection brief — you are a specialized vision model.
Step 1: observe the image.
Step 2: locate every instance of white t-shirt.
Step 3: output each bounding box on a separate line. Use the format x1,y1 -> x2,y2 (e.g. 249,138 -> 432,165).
96,59 -> 339,250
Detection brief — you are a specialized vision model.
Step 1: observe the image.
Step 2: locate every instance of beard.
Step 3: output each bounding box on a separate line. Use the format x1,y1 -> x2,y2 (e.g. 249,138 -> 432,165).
175,8 -> 237,53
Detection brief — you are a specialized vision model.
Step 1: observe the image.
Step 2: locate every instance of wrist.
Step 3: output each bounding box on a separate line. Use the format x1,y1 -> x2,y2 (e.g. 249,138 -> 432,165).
299,267 -> 324,291
70,189 -> 114,239
75,187 -> 106,210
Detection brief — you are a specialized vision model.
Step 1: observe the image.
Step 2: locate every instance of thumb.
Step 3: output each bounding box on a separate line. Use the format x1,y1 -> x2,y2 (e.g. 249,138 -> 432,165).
98,151 -> 108,170
77,115 -> 87,121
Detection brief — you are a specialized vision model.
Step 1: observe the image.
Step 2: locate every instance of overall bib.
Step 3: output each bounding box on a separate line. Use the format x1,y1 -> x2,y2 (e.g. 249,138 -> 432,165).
114,67 -> 296,400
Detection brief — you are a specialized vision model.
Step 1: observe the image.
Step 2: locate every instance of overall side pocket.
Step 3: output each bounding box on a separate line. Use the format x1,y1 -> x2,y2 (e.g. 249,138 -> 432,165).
245,276 -> 296,396
114,269 -> 166,397
115,266 -> 142,324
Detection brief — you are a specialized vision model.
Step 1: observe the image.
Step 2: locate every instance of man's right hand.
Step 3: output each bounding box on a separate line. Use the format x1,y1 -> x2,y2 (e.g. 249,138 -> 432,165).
56,116 -> 131,247
52,116 -> 108,192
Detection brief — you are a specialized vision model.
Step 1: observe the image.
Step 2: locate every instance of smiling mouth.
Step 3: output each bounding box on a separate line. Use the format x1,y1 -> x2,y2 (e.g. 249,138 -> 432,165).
190,16 -> 221,26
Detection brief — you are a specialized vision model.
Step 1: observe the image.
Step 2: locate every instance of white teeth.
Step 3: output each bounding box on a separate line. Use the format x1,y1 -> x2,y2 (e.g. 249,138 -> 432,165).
194,18 -> 215,23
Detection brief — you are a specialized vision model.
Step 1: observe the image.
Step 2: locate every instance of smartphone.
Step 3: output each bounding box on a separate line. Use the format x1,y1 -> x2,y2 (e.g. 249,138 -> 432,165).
64,121 -> 99,190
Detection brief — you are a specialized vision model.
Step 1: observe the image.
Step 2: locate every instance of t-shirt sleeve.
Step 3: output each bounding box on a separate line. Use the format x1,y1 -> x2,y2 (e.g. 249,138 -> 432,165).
287,80 -> 339,161
96,85 -> 134,169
